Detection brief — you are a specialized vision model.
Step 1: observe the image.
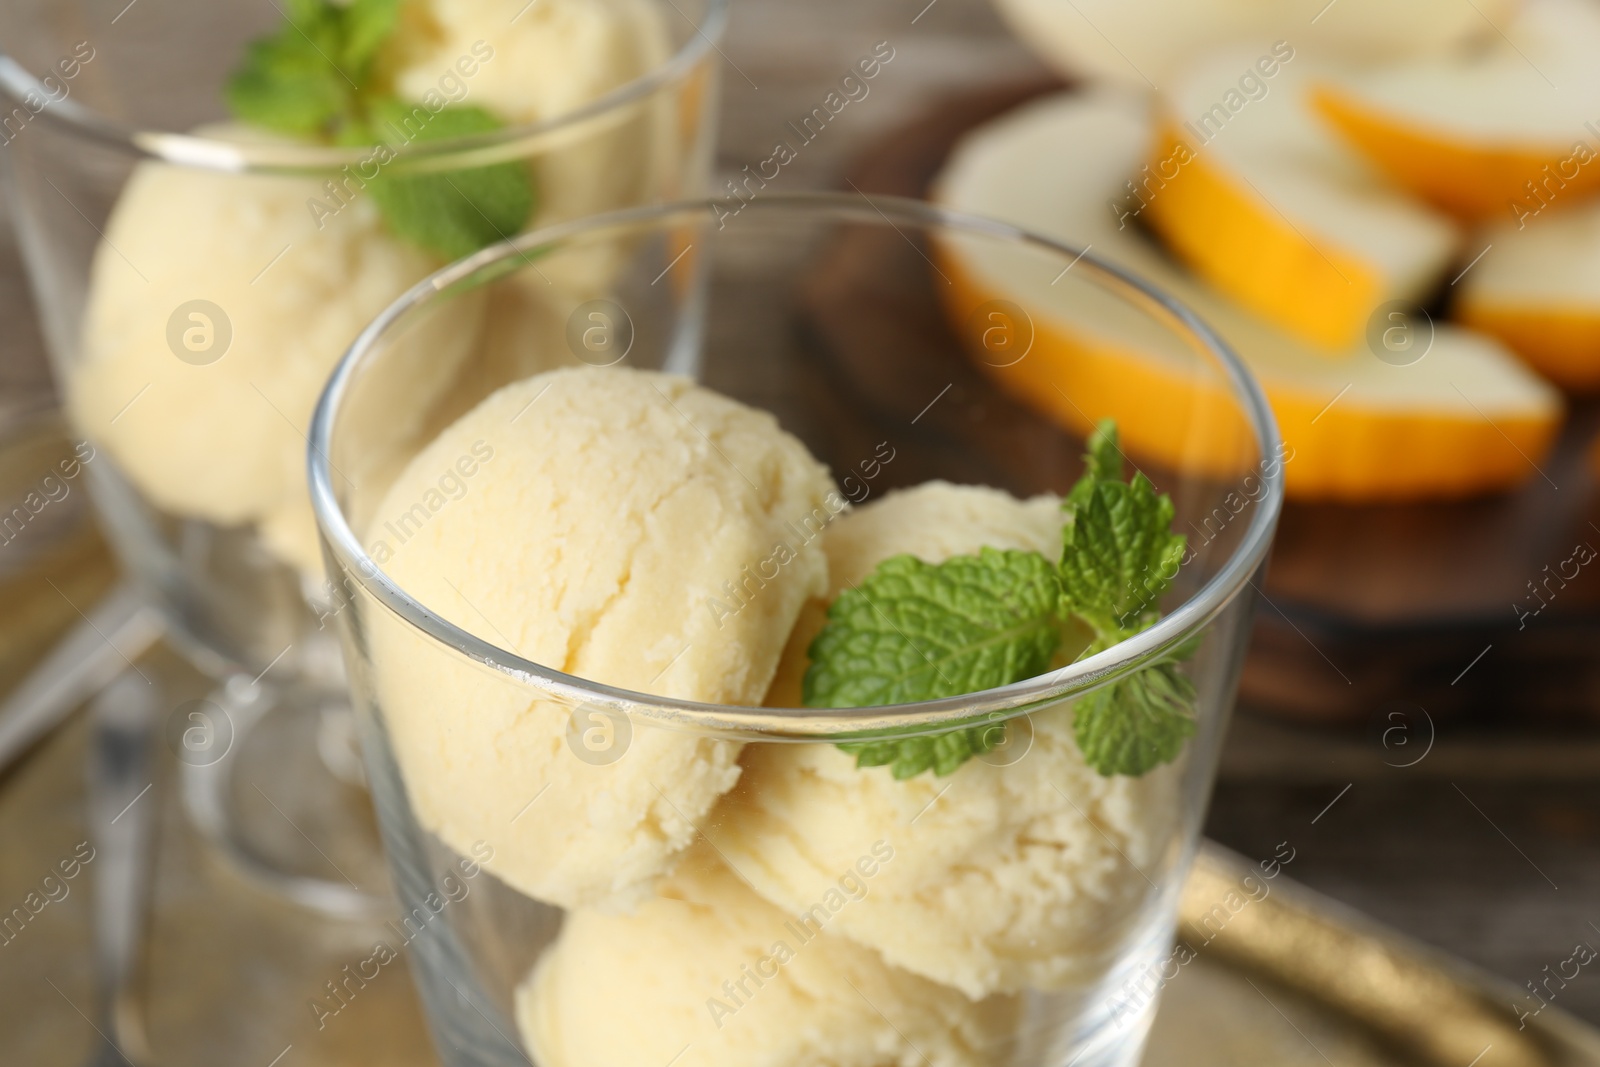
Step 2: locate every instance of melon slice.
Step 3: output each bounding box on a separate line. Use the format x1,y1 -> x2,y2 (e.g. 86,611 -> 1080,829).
989,0 -> 1517,91
1456,203 -> 1600,390
931,89 -> 1562,500
1313,0 -> 1600,222
1140,49 -> 1458,351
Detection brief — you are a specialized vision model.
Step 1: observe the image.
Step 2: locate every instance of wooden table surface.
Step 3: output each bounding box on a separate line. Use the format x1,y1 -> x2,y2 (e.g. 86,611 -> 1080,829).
1,0 -> 1597,1053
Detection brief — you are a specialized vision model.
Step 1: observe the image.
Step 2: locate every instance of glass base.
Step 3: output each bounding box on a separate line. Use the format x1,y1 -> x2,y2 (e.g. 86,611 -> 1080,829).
177,675 -> 391,920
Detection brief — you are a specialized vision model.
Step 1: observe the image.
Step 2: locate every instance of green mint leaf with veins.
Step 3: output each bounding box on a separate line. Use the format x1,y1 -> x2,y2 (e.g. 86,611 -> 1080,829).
803,421 -> 1198,780
225,0 -> 536,259
804,549 -> 1065,711
1073,660 -> 1196,776
363,102 -> 535,260
803,549 -> 1060,780
1059,471 -> 1186,633
1059,423 -> 1193,775
1059,421 -> 1186,632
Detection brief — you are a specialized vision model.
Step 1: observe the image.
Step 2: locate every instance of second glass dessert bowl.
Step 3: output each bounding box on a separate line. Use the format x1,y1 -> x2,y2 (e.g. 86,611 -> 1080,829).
0,0 -> 725,914
310,194 -> 1282,1067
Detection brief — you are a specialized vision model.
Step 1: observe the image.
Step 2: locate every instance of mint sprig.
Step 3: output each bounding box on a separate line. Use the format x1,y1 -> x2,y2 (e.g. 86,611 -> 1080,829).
837,718 -> 1006,781
805,550 -> 1066,707
1073,660 -> 1195,777
1059,422 -> 1187,635
802,421 -> 1197,779
225,0 -> 534,259
361,102 -> 536,260
225,0 -> 398,140
804,548 -> 1064,781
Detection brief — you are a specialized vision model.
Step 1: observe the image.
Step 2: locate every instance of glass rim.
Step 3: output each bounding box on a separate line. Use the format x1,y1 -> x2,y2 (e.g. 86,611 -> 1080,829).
307,192 -> 1284,738
0,0 -> 727,172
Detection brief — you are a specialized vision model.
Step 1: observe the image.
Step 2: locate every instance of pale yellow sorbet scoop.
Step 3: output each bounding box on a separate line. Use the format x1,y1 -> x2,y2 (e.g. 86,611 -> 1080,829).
70,127 -> 474,574
518,848 -> 1018,1067
711,482 -> 1184,998
366,367 -> 837,908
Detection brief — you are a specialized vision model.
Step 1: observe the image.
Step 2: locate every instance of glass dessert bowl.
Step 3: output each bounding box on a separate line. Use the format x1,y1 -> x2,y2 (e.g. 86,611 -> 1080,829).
0,0 -> 724,913
309,194 -> 1282,1067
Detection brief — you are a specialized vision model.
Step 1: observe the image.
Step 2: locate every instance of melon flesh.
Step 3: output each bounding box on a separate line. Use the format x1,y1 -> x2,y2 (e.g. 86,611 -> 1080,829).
1457,203 -> 1600,390
1313,0 -> 1600,220
931,89 -> 1562,500
1145,48 -> 1458,350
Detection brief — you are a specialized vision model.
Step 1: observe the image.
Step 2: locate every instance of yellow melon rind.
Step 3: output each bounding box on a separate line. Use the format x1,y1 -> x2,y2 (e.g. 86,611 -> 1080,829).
1142,117 -> 1381,352
1312,85 -> 1600,223
941,248 -> 1560,501
1456,302 -> 1600,392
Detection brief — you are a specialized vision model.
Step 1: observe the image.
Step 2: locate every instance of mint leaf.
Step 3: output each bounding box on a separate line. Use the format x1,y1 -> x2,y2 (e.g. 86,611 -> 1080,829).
1059,475 -> 1186,630
226,0 -> 392,145
364,102 -> 536,260
1059,424 -> 1185,630
839,717 -> 1007,780
225,31 -> 348,136
803,422 -> 1198,780
804,549 -> 1064,711
342,0 -> 403,70
1058,423 -> 1193,775
1066,418 -> 1122,516
1073,660 -> 1196,776
225,0 -> 536,260
803,549 -> 1058,779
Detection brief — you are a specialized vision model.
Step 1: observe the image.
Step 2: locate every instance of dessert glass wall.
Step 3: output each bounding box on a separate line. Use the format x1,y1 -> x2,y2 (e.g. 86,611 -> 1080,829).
0,0 -> 725,912
310,196 -> 1283,1067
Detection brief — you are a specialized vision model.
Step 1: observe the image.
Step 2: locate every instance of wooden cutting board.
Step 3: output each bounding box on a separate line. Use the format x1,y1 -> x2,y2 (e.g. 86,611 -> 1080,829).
807,80 -> 1600,726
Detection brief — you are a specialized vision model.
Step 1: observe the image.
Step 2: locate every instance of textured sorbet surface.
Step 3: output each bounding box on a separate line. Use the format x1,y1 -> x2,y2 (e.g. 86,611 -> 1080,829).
368,367 -> 836,908
713,482 -> 1182,998
70,136 -> 470,573
71,0 -> 670,574
518,849 -> 1017,1067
